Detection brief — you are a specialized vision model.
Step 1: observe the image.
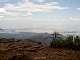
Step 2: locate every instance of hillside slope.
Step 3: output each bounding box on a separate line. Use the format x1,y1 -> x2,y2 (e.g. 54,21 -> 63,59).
0,39 -> 80,60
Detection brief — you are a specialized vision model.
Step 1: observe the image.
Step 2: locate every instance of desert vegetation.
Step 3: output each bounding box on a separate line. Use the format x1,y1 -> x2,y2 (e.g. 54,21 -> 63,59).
50,32 -> 80,51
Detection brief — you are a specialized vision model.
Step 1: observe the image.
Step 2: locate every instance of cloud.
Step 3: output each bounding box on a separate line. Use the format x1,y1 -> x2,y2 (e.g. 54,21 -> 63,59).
70,17 -> 80,21
0,8 -> 6,13
0,0 -> 68,21
5,11 -> 21,16
76,8 -> 80,10
4,0 -> 68,12
0,16 -> 4,18
27,12 -> 32,15
0,10 -> 32,21
0,16 -> 32,21
35,0 -> 44,2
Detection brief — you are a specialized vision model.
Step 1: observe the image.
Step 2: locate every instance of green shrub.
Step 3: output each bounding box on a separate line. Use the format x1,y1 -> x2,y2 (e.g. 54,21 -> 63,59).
50,34 -> 80,51
50,38 -> 65,48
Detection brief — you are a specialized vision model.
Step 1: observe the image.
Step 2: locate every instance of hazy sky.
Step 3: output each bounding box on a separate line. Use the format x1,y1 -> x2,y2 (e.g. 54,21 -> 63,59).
0,0 -> 80,31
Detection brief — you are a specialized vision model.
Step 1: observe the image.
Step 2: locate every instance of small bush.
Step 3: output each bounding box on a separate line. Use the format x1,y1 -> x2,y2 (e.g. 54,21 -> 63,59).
50,38 -> 65,48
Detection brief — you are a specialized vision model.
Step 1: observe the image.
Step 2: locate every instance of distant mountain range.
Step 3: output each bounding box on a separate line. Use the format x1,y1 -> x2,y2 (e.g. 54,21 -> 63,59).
0,32 -> 68,46
29,33 -> 52,46
0,28 -> 5,31
0,28 -> 78,46
0,32 -> 37,39
0,28 -> 15,33
0,32 -> 51,46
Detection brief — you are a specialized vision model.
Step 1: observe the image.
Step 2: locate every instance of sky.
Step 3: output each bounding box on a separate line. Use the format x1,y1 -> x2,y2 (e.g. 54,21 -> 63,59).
0,0 -> 80,33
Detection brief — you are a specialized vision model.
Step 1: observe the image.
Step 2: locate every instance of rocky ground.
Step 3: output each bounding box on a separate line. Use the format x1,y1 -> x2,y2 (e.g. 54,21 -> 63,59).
0,38 -> 80,60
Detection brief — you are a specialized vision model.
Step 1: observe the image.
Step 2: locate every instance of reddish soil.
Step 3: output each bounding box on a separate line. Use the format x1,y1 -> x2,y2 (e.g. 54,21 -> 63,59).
0,47 -> 80,60
0,39 -> 80,60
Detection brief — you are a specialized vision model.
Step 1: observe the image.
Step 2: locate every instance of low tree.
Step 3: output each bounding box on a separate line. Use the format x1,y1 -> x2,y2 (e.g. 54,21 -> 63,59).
50,31 -> 63,48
